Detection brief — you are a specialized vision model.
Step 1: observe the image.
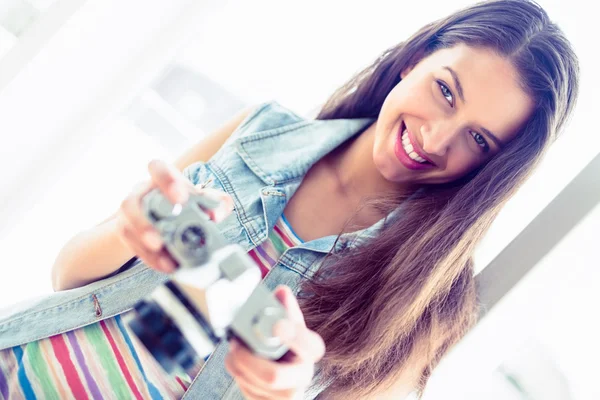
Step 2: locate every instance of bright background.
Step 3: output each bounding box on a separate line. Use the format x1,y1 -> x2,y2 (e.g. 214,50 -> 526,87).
0,1 -> 597,399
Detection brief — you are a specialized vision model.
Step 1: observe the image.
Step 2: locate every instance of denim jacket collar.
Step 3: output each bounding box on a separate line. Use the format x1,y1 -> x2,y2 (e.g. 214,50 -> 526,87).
235,118 -> 372,186
231,107 -> 398,254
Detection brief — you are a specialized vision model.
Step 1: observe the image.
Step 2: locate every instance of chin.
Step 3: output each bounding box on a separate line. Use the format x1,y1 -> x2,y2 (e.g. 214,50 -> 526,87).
376,160 -> 412,185
373,152 -> 397,181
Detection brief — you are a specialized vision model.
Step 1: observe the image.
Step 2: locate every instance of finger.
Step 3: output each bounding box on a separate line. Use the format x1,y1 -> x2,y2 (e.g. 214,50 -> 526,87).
147,159 -> 191,204
192,188 -> 235,223
225,354 -> 272,399
226,341 -> 278,387
116,214 -> 176,273
131,179 -> 154,195
274,285 -> 305,326
233,377 -> 272,399
120,183 -> 157,234
227,355 -> 307,400
234,366 -> 312,399
119,228 -> 176,273
120,178 -> 173,254
272,320 -> 326,365
227,339 -> 314,391
237,383 -> 270,400
237,385 -> 267,400
119,201 -> 165,255
273,286 -> 326,363
237,379 -> 298,400
147,160 -> 233,223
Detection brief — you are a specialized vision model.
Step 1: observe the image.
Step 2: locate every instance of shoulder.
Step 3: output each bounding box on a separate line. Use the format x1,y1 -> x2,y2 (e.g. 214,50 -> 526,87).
227,101 -> 308,143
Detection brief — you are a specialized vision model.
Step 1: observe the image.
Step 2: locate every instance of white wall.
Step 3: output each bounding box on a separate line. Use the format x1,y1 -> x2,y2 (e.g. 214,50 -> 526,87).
423,202 -> 600,400
0,0 -> 222,304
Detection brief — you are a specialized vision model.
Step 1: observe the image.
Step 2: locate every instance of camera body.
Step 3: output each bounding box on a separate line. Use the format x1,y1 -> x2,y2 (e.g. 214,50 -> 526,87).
124,188 -> 289,374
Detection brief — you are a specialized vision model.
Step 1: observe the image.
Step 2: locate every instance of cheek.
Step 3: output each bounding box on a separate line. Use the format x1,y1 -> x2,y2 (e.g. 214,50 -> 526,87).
444,151 -> 483,181
385,80 -> 431,113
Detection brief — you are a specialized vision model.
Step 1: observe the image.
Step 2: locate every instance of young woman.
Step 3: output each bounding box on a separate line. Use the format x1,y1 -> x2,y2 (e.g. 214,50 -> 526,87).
0,0 -> 579,399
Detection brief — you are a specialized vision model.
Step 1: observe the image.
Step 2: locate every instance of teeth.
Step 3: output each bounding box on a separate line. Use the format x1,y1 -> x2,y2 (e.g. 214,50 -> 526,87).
409,152 -> 427,163
401,129 -> 428,164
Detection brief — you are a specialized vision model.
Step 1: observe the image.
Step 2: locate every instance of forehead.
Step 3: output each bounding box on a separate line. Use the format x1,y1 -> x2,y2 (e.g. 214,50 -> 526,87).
423,44 -> 534,144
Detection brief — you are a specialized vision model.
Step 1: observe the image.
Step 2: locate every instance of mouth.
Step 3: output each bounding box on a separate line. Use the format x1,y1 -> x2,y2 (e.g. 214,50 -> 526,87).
394,122 -> 436,170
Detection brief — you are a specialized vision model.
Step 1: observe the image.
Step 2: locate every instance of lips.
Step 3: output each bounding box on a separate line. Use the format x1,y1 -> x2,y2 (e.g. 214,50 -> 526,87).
394,122 -> 436,171
404,126 -> 436,166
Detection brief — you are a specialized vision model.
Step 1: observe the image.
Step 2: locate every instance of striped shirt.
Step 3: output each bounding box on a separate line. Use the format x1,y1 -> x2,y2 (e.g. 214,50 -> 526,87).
0,215 -> 303,399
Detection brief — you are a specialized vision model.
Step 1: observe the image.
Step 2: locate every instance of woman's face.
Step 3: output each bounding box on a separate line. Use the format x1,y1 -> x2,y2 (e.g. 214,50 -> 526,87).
373,44 -> 535,186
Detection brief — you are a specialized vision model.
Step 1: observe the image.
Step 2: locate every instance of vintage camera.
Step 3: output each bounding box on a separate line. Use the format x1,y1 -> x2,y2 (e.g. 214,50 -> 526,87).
123,188 -> 290,375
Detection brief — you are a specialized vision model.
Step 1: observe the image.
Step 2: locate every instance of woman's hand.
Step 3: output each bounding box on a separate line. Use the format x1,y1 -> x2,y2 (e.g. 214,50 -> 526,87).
225,285 -> 326,400
116,159 -> 233,273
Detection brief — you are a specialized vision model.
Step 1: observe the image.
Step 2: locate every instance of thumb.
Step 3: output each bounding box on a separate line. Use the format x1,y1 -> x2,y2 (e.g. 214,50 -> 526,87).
194,188 -> 234,223
273,286 -> 326,364
274,285 -> 305,327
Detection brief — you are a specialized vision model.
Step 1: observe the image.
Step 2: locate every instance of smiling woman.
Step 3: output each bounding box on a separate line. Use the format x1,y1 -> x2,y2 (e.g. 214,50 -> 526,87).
0,0 -> 580,400
296,0 -> 579,398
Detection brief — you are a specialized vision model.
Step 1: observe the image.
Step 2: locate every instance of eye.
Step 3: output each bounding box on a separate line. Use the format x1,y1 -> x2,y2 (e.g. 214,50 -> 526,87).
437,81 -> 454,107
470,131 -> 490,153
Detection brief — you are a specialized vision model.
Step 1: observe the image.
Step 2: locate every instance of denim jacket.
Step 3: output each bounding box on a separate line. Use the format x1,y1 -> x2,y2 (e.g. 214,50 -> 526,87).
0,101 -> 388,399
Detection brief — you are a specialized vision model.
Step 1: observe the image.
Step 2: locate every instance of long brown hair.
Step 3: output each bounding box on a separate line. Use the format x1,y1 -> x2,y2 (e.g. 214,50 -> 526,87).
296,0 -> 579,397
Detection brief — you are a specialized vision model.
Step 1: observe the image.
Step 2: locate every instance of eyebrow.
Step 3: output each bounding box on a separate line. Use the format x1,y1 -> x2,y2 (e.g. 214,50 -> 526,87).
481,127 -> 503,149
443,66 -> 503,149
443,66 -> 465,104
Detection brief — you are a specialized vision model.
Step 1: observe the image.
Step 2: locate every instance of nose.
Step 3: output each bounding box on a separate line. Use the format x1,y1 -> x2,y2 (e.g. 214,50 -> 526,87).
420,121 -> 457,157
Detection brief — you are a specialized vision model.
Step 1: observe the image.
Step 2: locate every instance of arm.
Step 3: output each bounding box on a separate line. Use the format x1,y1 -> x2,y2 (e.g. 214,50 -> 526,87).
51,106 -> 255,291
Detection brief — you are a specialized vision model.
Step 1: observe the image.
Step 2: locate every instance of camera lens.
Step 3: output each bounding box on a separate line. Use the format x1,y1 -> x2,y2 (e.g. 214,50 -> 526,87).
181,225 -> 206,247
179,225 -> 209,262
